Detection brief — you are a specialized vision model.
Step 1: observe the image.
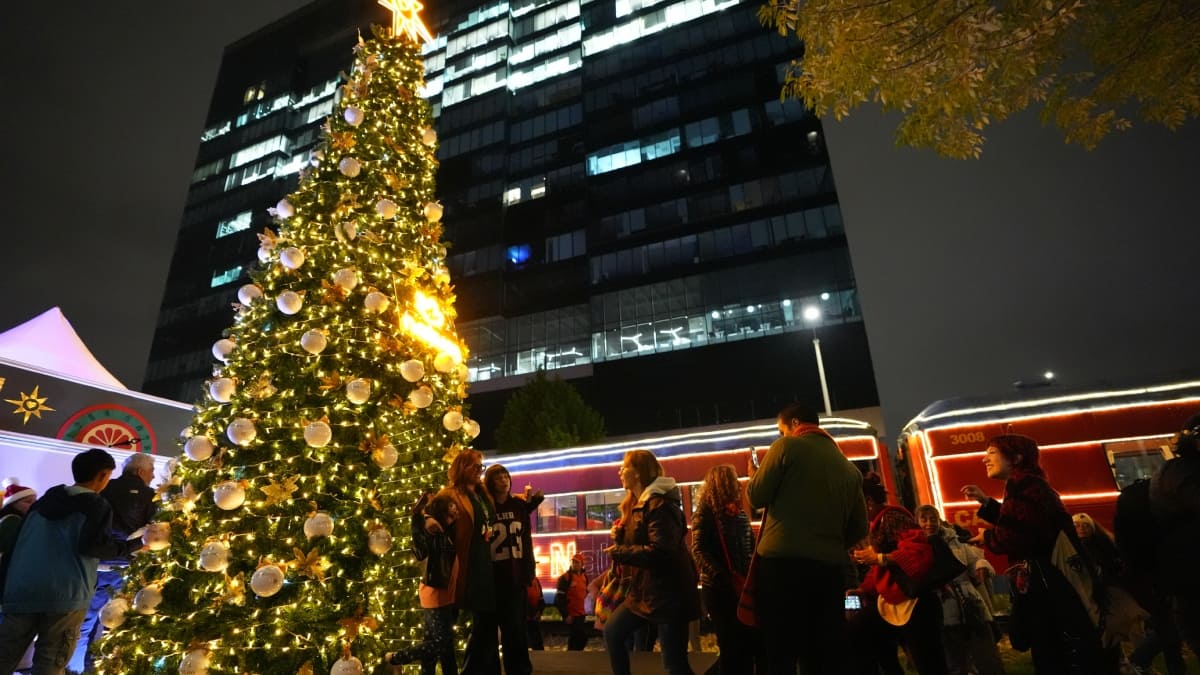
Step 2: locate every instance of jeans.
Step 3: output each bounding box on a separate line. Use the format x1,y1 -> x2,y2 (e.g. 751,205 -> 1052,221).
756,556 -> 847,675
603,604 -> 693,675
0,609 -> 88,675
67,568 -> 124,674
566,616 -> 589,651
701,584 -> 762,675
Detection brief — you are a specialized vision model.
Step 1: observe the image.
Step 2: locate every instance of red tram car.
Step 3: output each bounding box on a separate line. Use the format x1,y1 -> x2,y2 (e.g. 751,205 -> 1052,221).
493,416 -> 895,590
898,378 -> 1200,537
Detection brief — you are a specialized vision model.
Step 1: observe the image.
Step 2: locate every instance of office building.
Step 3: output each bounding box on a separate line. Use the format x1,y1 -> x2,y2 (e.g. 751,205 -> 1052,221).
144,0 -> 879,443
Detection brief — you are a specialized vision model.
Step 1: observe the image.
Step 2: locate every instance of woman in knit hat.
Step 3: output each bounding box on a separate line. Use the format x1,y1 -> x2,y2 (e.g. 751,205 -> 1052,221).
961,434 -> 1112,674
0,477 -> 37,559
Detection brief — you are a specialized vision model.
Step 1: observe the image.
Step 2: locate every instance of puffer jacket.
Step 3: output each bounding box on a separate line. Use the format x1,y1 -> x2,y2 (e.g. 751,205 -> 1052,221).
609,476 -> 700,623
690,502 -> 752,588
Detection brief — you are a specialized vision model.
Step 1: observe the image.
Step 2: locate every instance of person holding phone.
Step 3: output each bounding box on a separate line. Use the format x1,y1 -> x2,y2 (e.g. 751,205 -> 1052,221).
746,403 -> 868,675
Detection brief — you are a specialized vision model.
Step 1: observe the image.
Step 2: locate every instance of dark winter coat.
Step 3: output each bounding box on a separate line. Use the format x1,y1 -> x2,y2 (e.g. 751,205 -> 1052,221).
689,502 -> 752,589
411,497 -> 456,590
100,472 -> 157,564
609,477 -> 700,623
1149,454 -> 1200,590
2,484 -> 140,613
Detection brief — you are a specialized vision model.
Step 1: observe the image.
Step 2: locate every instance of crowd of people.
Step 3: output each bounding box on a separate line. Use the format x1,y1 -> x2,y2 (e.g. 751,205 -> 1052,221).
0,449 -> 154,675
1,406 -> 1196,675
386,404 -> 1200,675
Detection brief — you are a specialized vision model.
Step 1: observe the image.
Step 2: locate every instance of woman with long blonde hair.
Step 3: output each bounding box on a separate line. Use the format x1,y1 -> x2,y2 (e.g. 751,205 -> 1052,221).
603,449 -> 699,675
691,464 -> 758,674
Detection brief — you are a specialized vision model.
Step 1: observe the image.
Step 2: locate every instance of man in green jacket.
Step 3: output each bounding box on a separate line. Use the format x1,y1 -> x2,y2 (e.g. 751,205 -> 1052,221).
747,403 -> 868,675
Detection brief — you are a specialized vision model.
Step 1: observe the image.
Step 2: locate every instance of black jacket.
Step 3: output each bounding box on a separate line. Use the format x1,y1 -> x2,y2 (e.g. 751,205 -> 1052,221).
690,502 -> 752,589
99,472 -> 157,564
411,498 -> 455,590
609,480 -> 700,623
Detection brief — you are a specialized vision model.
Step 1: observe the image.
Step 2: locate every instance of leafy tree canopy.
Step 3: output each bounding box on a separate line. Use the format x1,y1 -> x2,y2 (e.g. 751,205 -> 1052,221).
495,370 -> 605,453
760,0 -> 1200,158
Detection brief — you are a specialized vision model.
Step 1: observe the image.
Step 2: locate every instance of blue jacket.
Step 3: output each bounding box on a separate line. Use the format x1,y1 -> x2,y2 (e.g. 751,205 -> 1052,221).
1,484 -> 139,613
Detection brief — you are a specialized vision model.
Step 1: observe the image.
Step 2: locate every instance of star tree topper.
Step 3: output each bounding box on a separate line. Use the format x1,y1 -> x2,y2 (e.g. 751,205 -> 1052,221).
378,0 -> 434,44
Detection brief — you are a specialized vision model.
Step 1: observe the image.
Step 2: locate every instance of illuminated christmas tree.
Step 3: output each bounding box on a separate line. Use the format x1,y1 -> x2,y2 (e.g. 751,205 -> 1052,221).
98,6 -> 478,674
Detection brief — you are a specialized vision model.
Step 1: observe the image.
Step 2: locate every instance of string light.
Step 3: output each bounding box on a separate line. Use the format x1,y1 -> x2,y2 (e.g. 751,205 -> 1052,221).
97,19 -> 469,675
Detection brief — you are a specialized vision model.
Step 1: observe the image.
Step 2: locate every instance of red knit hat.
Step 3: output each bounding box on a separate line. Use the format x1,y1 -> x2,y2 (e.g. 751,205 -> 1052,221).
2,477 -> 36,508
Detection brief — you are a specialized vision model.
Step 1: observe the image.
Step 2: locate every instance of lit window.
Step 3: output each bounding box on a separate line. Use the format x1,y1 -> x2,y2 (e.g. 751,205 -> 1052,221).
215,211 -> 252,238
530,180 -> 547,199
503,186 -> 523,205
210,265 -> 243,288
507,244 -> 532,265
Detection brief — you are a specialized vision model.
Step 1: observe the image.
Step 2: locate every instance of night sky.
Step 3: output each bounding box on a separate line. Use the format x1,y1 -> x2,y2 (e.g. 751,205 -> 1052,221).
2,2 -> 1197,436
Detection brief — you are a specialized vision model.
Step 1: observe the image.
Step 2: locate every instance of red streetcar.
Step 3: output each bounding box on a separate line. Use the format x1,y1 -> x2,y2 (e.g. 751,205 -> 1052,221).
898,378 -> 1200,537
493,416 -> 895,591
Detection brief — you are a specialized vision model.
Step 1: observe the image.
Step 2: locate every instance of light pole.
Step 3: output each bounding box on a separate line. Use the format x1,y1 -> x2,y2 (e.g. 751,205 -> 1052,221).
803,305 -> 832,415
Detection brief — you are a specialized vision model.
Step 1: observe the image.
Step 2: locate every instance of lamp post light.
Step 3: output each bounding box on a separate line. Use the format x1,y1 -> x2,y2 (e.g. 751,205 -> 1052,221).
803,305 -> 832,416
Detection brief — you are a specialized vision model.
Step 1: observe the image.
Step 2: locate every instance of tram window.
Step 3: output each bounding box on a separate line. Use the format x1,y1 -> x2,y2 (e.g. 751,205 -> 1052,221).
584,490 -> 623,529
689,484 -> 702,514
537,495 -> 579,532
1105,438 -> 1175,489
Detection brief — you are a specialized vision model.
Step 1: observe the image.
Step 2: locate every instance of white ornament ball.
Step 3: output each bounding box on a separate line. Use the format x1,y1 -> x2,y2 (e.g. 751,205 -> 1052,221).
304,511 -> 335,539
279,247 -> 306,270
422,127 -> 438,147
309,149 -> 324,166
199,541 -> 230,572
433,353 -> 456,373
463,418 -> 481,440
375,199 -> 398,219
143,522 -> 171,551
213,481 -> 246,511
209,378 -> 235,403
443,410 -> 464,432
344,106 -> 364,126
132,584 -> 163,614
212,338 -> 235,363
99,597 -> 130,629
424,202 -> 444,222
179,649 -> 211,675
399,359 -> 425,382
238,284 -> 264,305
408,386 -> 433,409
331,656 -> 364,675
333,268 -> 358,291
304,421 -> 333,447
455,363 -> 470,381
368,527 -> 394,555
341,221 -> 358,241
372,443 -> 398,469
364,291 -> 389,313
250,565 -> 285,598
277,290 -> 304,315
275,199 -> 295,218
300,330 -> 328,355
339,157 -> 361,177
257,247 -> 272,264
226,418 -> 257,446
184,436 -> 215,462
346,378 -> 371,405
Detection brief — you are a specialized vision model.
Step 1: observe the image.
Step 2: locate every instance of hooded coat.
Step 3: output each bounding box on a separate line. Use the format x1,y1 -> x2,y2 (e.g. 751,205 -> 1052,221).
609,476 -> 700,623
2,484 -> 139,613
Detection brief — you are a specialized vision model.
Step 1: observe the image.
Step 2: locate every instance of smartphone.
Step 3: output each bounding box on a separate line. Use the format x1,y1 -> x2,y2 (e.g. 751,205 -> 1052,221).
844,594 -> 862,611
750,447 -> 761,469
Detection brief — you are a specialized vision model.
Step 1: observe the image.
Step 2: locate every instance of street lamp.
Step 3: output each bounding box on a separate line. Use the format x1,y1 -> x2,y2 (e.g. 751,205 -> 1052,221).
803,305 -> 832,416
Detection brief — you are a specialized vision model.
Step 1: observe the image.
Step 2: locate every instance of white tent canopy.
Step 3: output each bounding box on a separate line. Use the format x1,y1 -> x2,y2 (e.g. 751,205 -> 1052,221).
0,307 -> 125,388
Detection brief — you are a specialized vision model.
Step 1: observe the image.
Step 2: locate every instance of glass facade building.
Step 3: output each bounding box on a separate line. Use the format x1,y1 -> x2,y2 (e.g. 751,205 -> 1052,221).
145,0 -> 879,442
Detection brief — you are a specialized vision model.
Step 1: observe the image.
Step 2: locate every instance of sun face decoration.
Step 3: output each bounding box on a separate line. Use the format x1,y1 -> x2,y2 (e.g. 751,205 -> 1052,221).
5,385 -> 55,425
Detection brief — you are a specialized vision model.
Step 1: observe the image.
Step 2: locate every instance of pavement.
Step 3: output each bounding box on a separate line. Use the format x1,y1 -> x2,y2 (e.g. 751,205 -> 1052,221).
530,650 -> 716,674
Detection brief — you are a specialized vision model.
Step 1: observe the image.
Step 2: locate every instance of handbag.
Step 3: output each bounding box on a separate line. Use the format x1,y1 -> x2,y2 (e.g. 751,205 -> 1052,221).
594,566 -> 631,624
736,508 -> 766,627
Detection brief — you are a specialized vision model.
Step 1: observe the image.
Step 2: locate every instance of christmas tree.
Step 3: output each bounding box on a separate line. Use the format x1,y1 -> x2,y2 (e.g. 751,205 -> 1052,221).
98,5 -> 479,674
